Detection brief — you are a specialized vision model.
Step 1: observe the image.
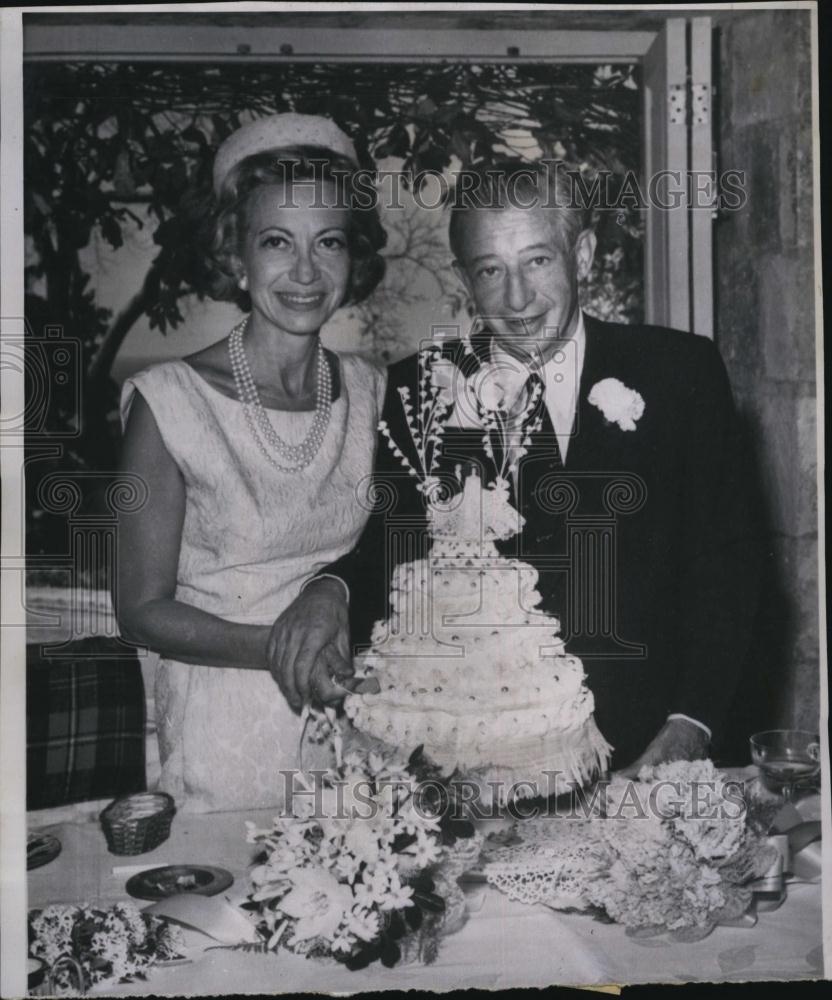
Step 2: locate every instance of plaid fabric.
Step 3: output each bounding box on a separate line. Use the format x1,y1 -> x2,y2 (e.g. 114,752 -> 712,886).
27,638 -> 146,809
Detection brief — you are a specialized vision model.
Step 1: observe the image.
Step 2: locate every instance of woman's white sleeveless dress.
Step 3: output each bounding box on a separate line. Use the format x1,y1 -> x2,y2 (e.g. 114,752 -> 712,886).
121,353 -> 385,813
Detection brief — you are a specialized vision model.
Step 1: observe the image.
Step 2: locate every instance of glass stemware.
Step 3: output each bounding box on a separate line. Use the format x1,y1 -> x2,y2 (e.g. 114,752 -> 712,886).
749,729 -> 821,802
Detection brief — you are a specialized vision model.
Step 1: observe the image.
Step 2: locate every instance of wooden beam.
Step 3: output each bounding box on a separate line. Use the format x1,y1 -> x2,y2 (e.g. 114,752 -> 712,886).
23,25 -> 656,64
689,16 -> 714,339
642,19 -> 690,331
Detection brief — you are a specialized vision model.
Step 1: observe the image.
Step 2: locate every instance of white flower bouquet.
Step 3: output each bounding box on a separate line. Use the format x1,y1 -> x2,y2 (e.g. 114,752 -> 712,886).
28,901 -> 184,993
243,743 -> 481,969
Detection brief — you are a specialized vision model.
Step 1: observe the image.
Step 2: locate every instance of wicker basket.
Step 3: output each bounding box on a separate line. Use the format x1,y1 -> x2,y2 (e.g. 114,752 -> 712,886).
100,792 -> 176,855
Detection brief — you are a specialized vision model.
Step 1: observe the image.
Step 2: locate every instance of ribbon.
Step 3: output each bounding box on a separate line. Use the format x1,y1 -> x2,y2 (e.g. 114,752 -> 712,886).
298,704 -> 343,774
746,821 -> 822,913
750,833 -> 789,909
719,819 -> 821,927
786,820 -> 823,880
144,894 -> 260,945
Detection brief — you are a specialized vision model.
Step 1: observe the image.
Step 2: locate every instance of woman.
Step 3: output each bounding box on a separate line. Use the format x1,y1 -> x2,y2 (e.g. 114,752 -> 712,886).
116,114 -> 387,812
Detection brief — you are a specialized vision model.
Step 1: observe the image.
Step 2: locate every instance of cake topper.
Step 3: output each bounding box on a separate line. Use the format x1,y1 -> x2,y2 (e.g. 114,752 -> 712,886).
427,469 -> 523,543
378,345 -> 542,541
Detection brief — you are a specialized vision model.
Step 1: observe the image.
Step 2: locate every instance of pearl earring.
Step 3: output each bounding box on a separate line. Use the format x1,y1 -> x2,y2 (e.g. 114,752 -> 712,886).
239,275 -> 248,291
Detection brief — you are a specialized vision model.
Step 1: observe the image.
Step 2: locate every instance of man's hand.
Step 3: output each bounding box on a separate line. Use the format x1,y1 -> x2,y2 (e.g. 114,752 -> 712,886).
618,718 -> 710,778
267,578 -> 354,712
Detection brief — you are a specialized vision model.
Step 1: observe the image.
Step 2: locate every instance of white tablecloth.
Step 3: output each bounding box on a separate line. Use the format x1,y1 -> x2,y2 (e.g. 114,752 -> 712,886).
27,795 -> 824,993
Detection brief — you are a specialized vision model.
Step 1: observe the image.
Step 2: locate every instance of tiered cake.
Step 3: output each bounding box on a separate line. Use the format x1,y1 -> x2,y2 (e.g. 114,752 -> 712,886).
345,474 -> 612,800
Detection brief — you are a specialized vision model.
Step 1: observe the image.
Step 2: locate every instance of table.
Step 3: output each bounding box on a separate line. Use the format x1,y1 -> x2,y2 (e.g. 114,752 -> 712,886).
27,792 -> 824,993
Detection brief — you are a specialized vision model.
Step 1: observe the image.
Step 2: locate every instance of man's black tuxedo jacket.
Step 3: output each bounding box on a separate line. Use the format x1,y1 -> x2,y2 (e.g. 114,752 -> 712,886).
326,316 -> 762,767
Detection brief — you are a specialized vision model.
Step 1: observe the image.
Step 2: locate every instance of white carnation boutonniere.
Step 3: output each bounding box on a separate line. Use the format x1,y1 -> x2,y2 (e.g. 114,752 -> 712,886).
588,377 -> 645,432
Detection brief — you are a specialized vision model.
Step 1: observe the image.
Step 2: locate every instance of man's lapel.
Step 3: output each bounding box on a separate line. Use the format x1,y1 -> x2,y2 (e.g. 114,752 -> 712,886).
519,316 -> 615,553
565,315 -> 619,472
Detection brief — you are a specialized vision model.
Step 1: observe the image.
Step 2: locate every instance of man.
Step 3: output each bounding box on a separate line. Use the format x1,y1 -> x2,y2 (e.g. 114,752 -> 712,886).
269,160 -> 761,773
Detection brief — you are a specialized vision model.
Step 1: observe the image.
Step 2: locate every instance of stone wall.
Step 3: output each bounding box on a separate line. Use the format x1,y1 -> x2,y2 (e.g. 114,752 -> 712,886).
713,8 -> 819,742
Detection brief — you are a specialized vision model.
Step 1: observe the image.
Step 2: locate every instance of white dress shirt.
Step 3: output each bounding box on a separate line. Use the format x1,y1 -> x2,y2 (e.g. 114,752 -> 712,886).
491,309 -> 585,461
507,310 -> 586,461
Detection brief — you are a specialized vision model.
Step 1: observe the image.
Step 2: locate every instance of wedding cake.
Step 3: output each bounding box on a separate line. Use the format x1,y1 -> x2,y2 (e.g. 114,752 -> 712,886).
344,473 -> 612,801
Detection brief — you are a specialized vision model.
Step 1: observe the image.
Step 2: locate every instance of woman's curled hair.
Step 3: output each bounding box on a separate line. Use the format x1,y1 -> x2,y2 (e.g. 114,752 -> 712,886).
203,145 -> 387,308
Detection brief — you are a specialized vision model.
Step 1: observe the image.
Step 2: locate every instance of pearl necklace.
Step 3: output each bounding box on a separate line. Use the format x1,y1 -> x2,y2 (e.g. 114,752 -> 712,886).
228,318 -> 332,472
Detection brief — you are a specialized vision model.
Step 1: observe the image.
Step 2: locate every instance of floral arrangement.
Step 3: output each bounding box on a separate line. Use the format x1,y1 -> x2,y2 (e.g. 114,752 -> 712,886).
379,343 -> 544,494
582,760 -> 775,938
28,902 -> 184,993
243,741 -> 480,969
484,760 -> 779,941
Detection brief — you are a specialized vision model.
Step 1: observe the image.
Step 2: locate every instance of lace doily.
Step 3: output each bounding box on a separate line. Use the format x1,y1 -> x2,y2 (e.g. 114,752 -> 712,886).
481,818 -> 605,911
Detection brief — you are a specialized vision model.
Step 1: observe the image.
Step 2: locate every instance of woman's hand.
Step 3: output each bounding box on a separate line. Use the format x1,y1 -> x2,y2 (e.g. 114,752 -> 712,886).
266,577 -> 354,711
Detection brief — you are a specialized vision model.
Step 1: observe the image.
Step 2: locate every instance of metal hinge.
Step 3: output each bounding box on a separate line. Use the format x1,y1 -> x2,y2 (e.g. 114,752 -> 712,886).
691,83 -> 710,125
669,83 -> 687,125
669,82 -> 711,126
